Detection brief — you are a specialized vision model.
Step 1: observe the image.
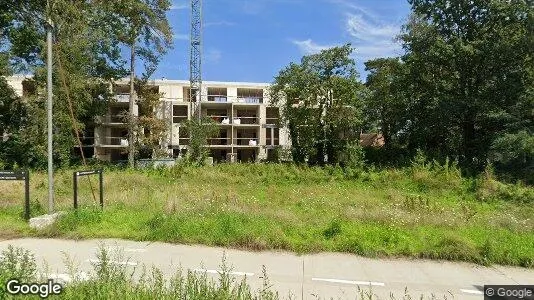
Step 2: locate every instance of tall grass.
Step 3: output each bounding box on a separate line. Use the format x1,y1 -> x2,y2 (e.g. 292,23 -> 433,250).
0,161 -> 532,267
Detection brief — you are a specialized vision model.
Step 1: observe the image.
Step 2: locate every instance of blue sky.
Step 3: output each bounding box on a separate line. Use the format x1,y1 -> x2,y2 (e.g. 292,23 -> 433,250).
153,0 -> 411,83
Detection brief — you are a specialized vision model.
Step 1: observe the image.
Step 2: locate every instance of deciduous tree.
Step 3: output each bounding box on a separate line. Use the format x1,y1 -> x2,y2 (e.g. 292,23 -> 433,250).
270,44 -> 365,166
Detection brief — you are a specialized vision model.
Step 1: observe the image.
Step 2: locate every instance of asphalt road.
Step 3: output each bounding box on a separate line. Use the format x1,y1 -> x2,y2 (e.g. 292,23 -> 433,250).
1,238 -> 533,299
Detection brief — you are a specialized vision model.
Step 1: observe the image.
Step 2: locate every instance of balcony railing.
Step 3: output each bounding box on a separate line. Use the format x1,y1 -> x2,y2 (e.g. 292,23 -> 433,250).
204,95 -> 264,104
207,138 -> 231,146
234,138 -> 259,146
114,94 -> 130,103
207,95 -> 228,102
98,115 -> 127,124
97,137 -> 129,146
232,116 -> 259,125
236,97 -> 262,104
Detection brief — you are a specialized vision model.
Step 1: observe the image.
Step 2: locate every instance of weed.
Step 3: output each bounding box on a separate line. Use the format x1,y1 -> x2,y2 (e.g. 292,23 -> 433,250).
0,164 -> 532,267
323,219 -> 342,239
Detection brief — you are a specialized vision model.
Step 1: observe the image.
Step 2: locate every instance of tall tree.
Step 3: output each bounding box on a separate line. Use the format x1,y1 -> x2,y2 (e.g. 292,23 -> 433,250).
0,0 -> 128,167
102,0 -> 173,167
135,79 -> 170,159
364,58 -> 407,150
270,44 -> 365,165
401,0 -> 534,171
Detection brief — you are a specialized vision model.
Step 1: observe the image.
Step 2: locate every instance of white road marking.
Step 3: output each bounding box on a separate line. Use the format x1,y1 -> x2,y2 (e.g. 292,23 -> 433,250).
460,289 -> 484,295
48,273 -> 72,283
124,248 -> 147,253
47,272 -> 90,283
92,246 -> 147,253
192,268 -> 255,277
87,259 -> 138,266
312,277 -> 385,287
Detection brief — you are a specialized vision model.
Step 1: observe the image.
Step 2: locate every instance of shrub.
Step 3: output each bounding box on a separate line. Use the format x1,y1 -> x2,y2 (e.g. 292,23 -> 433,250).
476,166 -> 534,203
0,246 -> 37,298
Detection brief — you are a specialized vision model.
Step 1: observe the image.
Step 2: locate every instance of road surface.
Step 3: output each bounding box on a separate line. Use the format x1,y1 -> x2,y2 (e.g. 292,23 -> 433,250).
1,238 -> 533,299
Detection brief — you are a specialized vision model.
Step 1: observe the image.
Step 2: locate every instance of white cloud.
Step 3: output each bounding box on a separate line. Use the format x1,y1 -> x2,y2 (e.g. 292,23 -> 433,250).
346,13 -> 402,60
346,14 -> 399,42
205,21 -> 236,28
291,39 -> 335,55
206,49 -> 222,63
329,0 -> 380,21
291,4 -> 402,61
173,33 -> 189,41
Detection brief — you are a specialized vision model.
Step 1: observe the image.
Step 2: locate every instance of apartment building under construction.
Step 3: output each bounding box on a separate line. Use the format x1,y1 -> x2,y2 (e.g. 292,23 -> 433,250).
97,79 -> 289,162
5,76 -> 289,163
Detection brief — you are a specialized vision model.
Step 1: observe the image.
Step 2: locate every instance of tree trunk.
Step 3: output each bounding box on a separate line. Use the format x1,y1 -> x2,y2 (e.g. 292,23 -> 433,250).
128,42 -> 136,168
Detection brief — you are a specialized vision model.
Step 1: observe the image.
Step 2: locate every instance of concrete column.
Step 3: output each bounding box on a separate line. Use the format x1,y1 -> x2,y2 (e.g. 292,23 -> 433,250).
227,87 -> 237,102
259,105 -> 266,146
201,86 -> 208,102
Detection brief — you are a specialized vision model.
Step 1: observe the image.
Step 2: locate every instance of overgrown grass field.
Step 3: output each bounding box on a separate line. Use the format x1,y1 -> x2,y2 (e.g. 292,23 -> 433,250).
1,161 -> 533,267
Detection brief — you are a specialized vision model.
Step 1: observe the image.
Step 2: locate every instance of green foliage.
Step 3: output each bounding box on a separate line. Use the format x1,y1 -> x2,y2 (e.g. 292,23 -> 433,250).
490,130 -> 534,184
475,166 -> 534,204
398,0 -> 534,175
135,79 -> 170,159
323,219 -> 342,239
357,0 -> 534,183
101,0 -> 173,78
2,165 -> 533,267
182,118 -> 219,165
0,246 -> 281,299
1,0 -> 173,169
364,58 -> 407,149
0,0 -> 130,168
270,44 -> 365,165
98,0 -> 172,167
0,246 -> 36,298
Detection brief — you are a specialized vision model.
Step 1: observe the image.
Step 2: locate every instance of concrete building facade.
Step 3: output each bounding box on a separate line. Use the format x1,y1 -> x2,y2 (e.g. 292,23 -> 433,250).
75,79 -> 289,162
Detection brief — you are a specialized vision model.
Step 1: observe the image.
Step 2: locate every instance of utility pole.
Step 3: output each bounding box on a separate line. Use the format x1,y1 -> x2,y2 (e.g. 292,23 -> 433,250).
46,0 -> 54,214
190,0 -> 202,121
128,42 -> 136,168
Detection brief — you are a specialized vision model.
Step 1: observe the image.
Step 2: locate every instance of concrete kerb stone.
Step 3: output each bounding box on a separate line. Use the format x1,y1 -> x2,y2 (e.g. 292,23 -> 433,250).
29,211 -> 66,230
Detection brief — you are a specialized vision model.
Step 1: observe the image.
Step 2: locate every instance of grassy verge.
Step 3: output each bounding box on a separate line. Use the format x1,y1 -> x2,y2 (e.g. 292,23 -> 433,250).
0,163 -> 533,267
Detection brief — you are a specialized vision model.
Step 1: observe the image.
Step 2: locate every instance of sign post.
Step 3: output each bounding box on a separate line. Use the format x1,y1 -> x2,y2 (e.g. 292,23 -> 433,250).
73,169 -> 104,209
0,170 -> 30,220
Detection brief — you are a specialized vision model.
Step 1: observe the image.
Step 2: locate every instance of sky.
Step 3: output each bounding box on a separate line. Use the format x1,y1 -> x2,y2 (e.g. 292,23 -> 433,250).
153,0 -> 411,83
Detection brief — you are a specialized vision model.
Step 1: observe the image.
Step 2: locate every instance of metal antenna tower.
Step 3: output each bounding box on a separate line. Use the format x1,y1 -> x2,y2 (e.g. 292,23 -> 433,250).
190,0 -> 202,121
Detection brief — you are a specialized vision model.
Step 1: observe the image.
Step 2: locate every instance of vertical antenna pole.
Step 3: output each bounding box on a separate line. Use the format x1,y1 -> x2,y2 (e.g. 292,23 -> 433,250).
46,0 -> 54,214
190,0 -> 202,121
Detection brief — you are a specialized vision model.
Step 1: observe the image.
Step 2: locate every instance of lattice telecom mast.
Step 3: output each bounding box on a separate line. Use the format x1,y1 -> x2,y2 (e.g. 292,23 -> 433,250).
190,0 -> 202,120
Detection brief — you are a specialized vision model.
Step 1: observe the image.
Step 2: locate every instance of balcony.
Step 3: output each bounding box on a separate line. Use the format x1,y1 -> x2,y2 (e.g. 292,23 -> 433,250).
173,105 -> 188,124
73,137 -> 96,147
234,138 -> 259,146
207,137 -> 232,146
236,97 -> 262,104
207,95 -> 228,102
232,117 -> 259,125
114,94 -> 130,103
97,115 -> 127,126
97,137 -> 129,147
234,128 -> 259,146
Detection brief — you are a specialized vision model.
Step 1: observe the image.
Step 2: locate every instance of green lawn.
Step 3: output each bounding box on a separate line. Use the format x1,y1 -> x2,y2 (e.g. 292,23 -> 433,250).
1,163 -> 533,267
